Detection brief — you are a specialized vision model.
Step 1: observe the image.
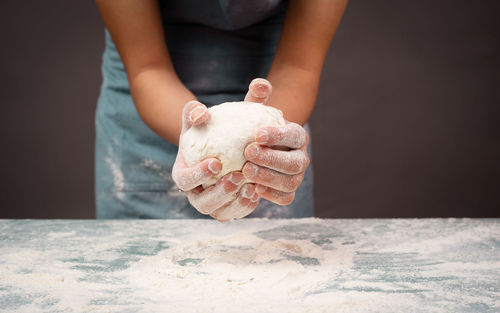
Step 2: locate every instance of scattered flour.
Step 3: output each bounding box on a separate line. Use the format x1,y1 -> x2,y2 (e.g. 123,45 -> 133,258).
123,233 -> 354,309
1,219 -> 498,312
104,147 -> 126,200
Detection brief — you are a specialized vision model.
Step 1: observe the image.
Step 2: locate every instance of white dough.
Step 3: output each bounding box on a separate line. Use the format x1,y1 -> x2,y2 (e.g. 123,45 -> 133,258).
180,101 -> 286,188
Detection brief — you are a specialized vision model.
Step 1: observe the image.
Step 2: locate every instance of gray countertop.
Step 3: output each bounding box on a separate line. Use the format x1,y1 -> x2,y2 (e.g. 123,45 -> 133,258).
0,218 -> 498,312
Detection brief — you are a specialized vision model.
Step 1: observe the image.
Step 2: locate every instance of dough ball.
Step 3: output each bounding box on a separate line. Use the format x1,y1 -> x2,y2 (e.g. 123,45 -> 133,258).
180,101 -> 286,188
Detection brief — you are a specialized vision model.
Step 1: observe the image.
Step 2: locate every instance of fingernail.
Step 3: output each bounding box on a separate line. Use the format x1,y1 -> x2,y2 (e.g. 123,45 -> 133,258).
228,172 -> 244,185
242,186 -> 256,199
189,106 -> 204,123
251,78 -> 270,90
245,144 -> 259,160
250,78 -> 271,99
256,130 -> 268,144
252,83 -> 270,95
208,159 -> 222,174
256,184 -> 267,194
243,163 -> 258,178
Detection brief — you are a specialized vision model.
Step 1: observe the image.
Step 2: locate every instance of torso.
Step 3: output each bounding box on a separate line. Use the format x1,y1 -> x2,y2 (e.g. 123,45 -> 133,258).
95,0 -> 314,219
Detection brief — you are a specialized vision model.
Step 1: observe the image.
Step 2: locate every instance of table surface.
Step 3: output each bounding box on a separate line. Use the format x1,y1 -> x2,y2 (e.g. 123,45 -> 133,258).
0,218 -> 498,313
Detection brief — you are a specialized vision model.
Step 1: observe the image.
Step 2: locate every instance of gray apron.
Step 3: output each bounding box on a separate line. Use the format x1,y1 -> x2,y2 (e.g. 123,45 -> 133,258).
95,0 -> 314,218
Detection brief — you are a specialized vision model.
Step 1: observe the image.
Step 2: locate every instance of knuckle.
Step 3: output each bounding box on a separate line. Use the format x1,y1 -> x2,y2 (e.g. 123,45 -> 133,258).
287,123 -> 300,136
214,215 -> 230,223
210,211 -> 223,222
187,197 -> 208,215
289,122 -> 302,132
290,174 -> 303,191
280,175 -> 301,192
196,207 -> 210,215
174,175 -> 189,191
174,177 -> 188,191
287,160 -> 303,174
305,154 -> 311,168
292,154 -> 310,174
171,172 -> 179,186
279,192 -> 295,205
289,123 -> 306,146
171,166 -> 181,183
281,184 -> 295,193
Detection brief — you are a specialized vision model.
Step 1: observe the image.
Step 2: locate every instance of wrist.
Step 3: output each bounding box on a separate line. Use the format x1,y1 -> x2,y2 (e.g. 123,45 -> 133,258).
266,64 -> 319,125
130,67 -> 196,145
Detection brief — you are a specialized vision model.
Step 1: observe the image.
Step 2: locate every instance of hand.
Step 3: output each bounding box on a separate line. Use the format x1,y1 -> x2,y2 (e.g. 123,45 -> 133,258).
207,78 -> 275,221
172,100 -> 222,192
172,79 -> 272,221
242,81 -> 311,206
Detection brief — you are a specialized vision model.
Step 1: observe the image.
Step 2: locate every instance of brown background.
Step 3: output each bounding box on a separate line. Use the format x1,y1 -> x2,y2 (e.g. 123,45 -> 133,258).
1,0 -> 499,218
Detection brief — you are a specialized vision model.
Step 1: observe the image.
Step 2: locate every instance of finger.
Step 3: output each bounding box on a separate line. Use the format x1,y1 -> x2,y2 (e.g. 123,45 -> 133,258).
231,184 -> 260,219
243,162 -> 304,193
232,195 -> 259,220
172,157 -> 222,191
244,78 -> 272,105
244,143 -> 310,175
255,184 -> 295,205
182,100 -> 210,130
256,123 -> 308,149
186,172 -> 245,215
210,184 -> 260,222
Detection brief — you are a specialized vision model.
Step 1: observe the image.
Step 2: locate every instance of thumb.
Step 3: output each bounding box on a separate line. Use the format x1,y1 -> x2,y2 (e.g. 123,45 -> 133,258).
182,100 -> 210,132
244,78 -> 272,105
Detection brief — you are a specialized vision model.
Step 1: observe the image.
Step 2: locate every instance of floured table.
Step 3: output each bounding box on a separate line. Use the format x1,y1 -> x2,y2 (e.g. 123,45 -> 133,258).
0,218 -> 498,312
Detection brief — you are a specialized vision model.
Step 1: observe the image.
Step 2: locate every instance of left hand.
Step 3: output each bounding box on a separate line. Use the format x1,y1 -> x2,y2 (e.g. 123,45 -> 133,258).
172,100 -> 260,222
242,80 -> 311,206
174,78 -> 276,222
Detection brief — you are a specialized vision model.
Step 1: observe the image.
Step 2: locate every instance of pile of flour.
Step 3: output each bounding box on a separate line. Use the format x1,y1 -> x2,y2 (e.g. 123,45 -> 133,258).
122,232 -> 355,311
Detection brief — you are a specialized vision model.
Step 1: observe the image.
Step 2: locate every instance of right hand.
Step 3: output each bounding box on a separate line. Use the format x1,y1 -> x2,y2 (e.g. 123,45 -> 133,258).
172,100 -> 260,222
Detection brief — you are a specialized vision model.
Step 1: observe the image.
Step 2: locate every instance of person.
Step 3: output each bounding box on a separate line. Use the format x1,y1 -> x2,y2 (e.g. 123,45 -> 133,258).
95,0 -> 347,220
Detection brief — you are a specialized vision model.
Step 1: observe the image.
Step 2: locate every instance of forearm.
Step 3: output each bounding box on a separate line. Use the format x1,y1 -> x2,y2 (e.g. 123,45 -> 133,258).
96,0 -> 193,146
130,67 -> 195,145
266,0 -> 348,125
266,65 -> 318,125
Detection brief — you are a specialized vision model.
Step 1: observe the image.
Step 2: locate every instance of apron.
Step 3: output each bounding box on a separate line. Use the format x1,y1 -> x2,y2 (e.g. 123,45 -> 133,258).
95,0 -> 314,218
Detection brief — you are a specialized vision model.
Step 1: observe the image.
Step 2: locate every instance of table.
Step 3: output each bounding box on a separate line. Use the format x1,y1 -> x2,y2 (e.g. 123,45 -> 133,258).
0,218 -> 498,312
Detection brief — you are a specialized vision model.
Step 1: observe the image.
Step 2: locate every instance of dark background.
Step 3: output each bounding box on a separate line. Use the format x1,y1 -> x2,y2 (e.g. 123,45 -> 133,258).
1,1 -> 499,218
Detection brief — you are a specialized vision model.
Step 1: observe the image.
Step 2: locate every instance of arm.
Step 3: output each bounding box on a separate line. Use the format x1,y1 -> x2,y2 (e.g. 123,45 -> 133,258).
267,0 -> 348,125
243,1 -> 348,205
96,1 -> 272,222
95,0 -> 194,145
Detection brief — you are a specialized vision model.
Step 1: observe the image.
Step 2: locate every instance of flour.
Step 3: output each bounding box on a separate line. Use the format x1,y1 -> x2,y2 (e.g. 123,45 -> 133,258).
124,233 -> 353,305
104,146 -> 126,200
1,219 -> 498,313
180,101 -> 286,188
